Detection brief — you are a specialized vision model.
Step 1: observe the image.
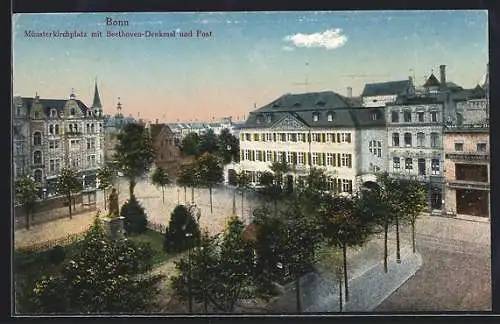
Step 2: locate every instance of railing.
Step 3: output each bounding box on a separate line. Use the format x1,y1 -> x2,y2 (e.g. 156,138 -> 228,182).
445,153 -> 489,162
447,180 -> 490,190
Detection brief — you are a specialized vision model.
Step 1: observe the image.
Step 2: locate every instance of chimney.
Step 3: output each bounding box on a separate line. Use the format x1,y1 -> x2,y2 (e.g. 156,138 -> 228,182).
439,65 -> 446,85
155,118 -> 158,124
408,75 -> 413,84
347,86 -> 353,98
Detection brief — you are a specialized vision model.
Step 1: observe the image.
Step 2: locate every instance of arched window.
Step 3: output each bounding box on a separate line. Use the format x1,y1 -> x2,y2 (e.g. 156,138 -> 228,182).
49,125 -> 54,135
86,124 -> 90,133
34,169 -> 43,183
54,124 -> 59,135
33,132 -> 42,146
70,108 -> 75,116
33,150 -> 42,164
91,124 -> 95,133
69,124 -> 73,132
50,109 -> 57,118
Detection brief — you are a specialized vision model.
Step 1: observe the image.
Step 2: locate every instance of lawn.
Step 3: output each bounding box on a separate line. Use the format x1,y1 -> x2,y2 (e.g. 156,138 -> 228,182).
128,229 -> 174,265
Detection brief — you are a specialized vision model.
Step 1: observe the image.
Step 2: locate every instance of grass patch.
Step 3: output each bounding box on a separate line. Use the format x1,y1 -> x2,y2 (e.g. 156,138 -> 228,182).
128,229 -> 173,265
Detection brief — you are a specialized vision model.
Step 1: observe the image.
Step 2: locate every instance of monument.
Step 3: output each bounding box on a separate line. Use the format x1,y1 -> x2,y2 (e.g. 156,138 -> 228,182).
102,188 -> 125,239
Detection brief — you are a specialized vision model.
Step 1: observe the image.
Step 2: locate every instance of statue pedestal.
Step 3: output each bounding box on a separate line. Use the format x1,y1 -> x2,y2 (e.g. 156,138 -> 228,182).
102,217 -> 125,239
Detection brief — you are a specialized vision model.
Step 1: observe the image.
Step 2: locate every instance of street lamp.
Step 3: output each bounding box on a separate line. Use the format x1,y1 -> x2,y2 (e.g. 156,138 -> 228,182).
185,231 -> 194,313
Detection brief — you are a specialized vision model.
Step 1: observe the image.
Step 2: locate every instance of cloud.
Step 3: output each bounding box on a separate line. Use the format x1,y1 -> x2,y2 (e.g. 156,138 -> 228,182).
283,28 -> 347,50
282,46 -> 295,51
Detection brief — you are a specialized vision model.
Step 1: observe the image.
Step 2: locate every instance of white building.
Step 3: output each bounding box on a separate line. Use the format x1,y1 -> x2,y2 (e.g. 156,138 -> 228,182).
361,78 -> 415,107
234,91 -> 387,194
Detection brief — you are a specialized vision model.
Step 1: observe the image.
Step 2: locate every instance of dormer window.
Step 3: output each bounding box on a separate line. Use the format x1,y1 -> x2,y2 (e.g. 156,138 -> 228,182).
327,112 -> 335,122
50,109 -> 57,118
34,111 -> 40,119
315,100 -> 326,107
312,112 -> 320,122
266,114 -> 272,123
371,110 -> 381,121
293,102 -> 301,107
70,108 -> 75,116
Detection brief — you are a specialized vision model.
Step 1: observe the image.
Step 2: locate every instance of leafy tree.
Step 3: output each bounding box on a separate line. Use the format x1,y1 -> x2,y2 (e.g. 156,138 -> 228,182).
29,216 -> 163,314
400,179 -> 427,253
196,153 -> 224,214
96,166 -> 115,211
151,167 -> 171,204
199,128 -> 219,155
236,171 -> 251,219
217,128 -> 240,164
120,196 -> 148,235
114,123 -> 156,200
15,174 -> 39,230
181,132 -> 201,157
177,163 -> 199,204
56,168 -> 83,219
319,194 -> 372,301
164,205 -> 201,253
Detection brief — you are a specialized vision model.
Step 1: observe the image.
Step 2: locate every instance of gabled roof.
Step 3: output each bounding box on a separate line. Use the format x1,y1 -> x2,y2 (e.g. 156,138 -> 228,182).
361,80 -> 412,97
21,97 -> 89,115
254,91 -> 353,113
423,74 -> 440,87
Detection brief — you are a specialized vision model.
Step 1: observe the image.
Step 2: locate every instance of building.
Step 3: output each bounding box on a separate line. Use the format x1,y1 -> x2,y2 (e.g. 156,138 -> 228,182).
386,96 -> 446,212
12,96 -> 31,179
235,91 -> 386,194
13,83 -> 105,197
102,98 -> 136,164
443,124 -> 490,219
148,121 -> 183,177
361,78 -> 415,107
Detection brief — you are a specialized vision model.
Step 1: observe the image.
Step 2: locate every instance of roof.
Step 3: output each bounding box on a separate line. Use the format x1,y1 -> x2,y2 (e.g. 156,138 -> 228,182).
361,80 -> 412,97
444,124 -> 489,133
390,95 -> 444,105
92,82 -> 102,108
20,97 -> 89,115
423,74 -> 440,87
452,87 -> 486,102
149,123 -> 173,140
253,91 -> 353,113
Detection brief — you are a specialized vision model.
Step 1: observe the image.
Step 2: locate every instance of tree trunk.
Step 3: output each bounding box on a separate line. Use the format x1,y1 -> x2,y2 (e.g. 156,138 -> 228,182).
241,190 -> 244,219
295,275 -> 301,313
383,223 -> 388,273
232,189 -> 236,215
343,242 -> 349,301
274,200 -> 278,217
184,187 -> 187,203
68,194 -> 73,219
411,219 -> 416,254
103,188 -> 107,210
209,187 -> 213,214
129,179 -> 136,200
396,217 -> 401,264
191,187 -> 194,203
162,186 -> 165,204
25,205 -> 30,230
338,270 -> 343,312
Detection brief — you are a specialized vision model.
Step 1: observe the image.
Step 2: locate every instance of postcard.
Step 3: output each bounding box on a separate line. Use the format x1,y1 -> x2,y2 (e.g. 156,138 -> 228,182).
12,11 -> 490,315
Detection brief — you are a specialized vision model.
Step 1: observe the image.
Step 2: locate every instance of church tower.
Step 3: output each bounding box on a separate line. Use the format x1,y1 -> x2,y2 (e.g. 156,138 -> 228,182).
91,79 -> 103,117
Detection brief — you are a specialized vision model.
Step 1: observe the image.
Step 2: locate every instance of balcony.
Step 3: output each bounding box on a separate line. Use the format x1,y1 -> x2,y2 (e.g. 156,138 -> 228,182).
447,180 -> 490,190
445,152 -> 489,162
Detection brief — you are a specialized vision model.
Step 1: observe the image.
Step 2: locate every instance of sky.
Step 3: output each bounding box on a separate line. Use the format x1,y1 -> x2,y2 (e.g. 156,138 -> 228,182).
12,11 -> 488,123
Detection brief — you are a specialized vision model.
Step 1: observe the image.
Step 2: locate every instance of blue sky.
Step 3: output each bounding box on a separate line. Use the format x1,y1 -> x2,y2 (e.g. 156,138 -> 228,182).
12,11 -> 488,122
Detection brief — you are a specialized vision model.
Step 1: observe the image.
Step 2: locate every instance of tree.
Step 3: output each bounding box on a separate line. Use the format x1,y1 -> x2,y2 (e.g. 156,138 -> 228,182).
96,166 -> 115,210
164,205 -> 201,253
29,215 -> 163,313
199,128 -> 219,155
196,153 -> 224,214
181,132 -> 201,157
400,179 -> 427,253
177,163 -> 199,204
217,128 -> 239,164
15,174 -> 39,230
56,168 -> 82,220
151,167 -> 171,204
236,171 -> 251,219
120,196 -> 148,235
319,194 -> 372,301
114,123 -> 156,200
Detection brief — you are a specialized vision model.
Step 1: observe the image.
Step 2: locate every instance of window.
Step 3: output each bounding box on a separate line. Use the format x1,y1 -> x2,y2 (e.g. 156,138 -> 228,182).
312,153 -> 318,165
341,133 -> 351,143
33,150 -> 42,164
431,159 -> 440,175
477,143 -> 487,152
341,153 -> 352,168
16,107 -> 21,116
49,125 -> 54,135
298,152 -> 305,165
371,111 -> 380,121
245,133 -> 251,141
341,179 -> 353,193
327,112 -> 334,121
455,142 -> 464,151
405,158 -> 413,170
286,152 -> 292,163
417,132 -> 425,147
261,133 -> 266,142
417,112 -> 424,122
418,158 -> 426,176
312,113 -> 319,122
392,133 -> 400,147
369,140 -> 373,154
70,108 -> 75,116
377,141 -> 382,157
404,110 -> 412,122
391,111 -> 399,122
326,153 -> 333,166
404,133 -> 412,147
33,132 -> 42,146
49,140 -> 59,149
256,151 -> 263,162
50,109 -> 57,118
266,115 -> 272,123
34,111 -> 40,119
86,124 -> 90,133
34,170 -> 42,183
430,111 -> 438,122
430,133 -> 439,148
254,134 -> 259,141
49,159 -> 56,172
393,157 -> 400,170
313,133 -> 321,142
266,151 -> 272,162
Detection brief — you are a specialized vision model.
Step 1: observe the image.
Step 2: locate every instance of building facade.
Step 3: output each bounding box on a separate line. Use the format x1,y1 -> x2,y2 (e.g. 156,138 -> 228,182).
12,96 -> 31,179
13,83 -> 105,197
361,79 -> 415,107
102,99 -> 136,164
443,125 -> 490,219
148,122 -> 183,177
386,97 -> 446,212
236,91 -> 386,195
